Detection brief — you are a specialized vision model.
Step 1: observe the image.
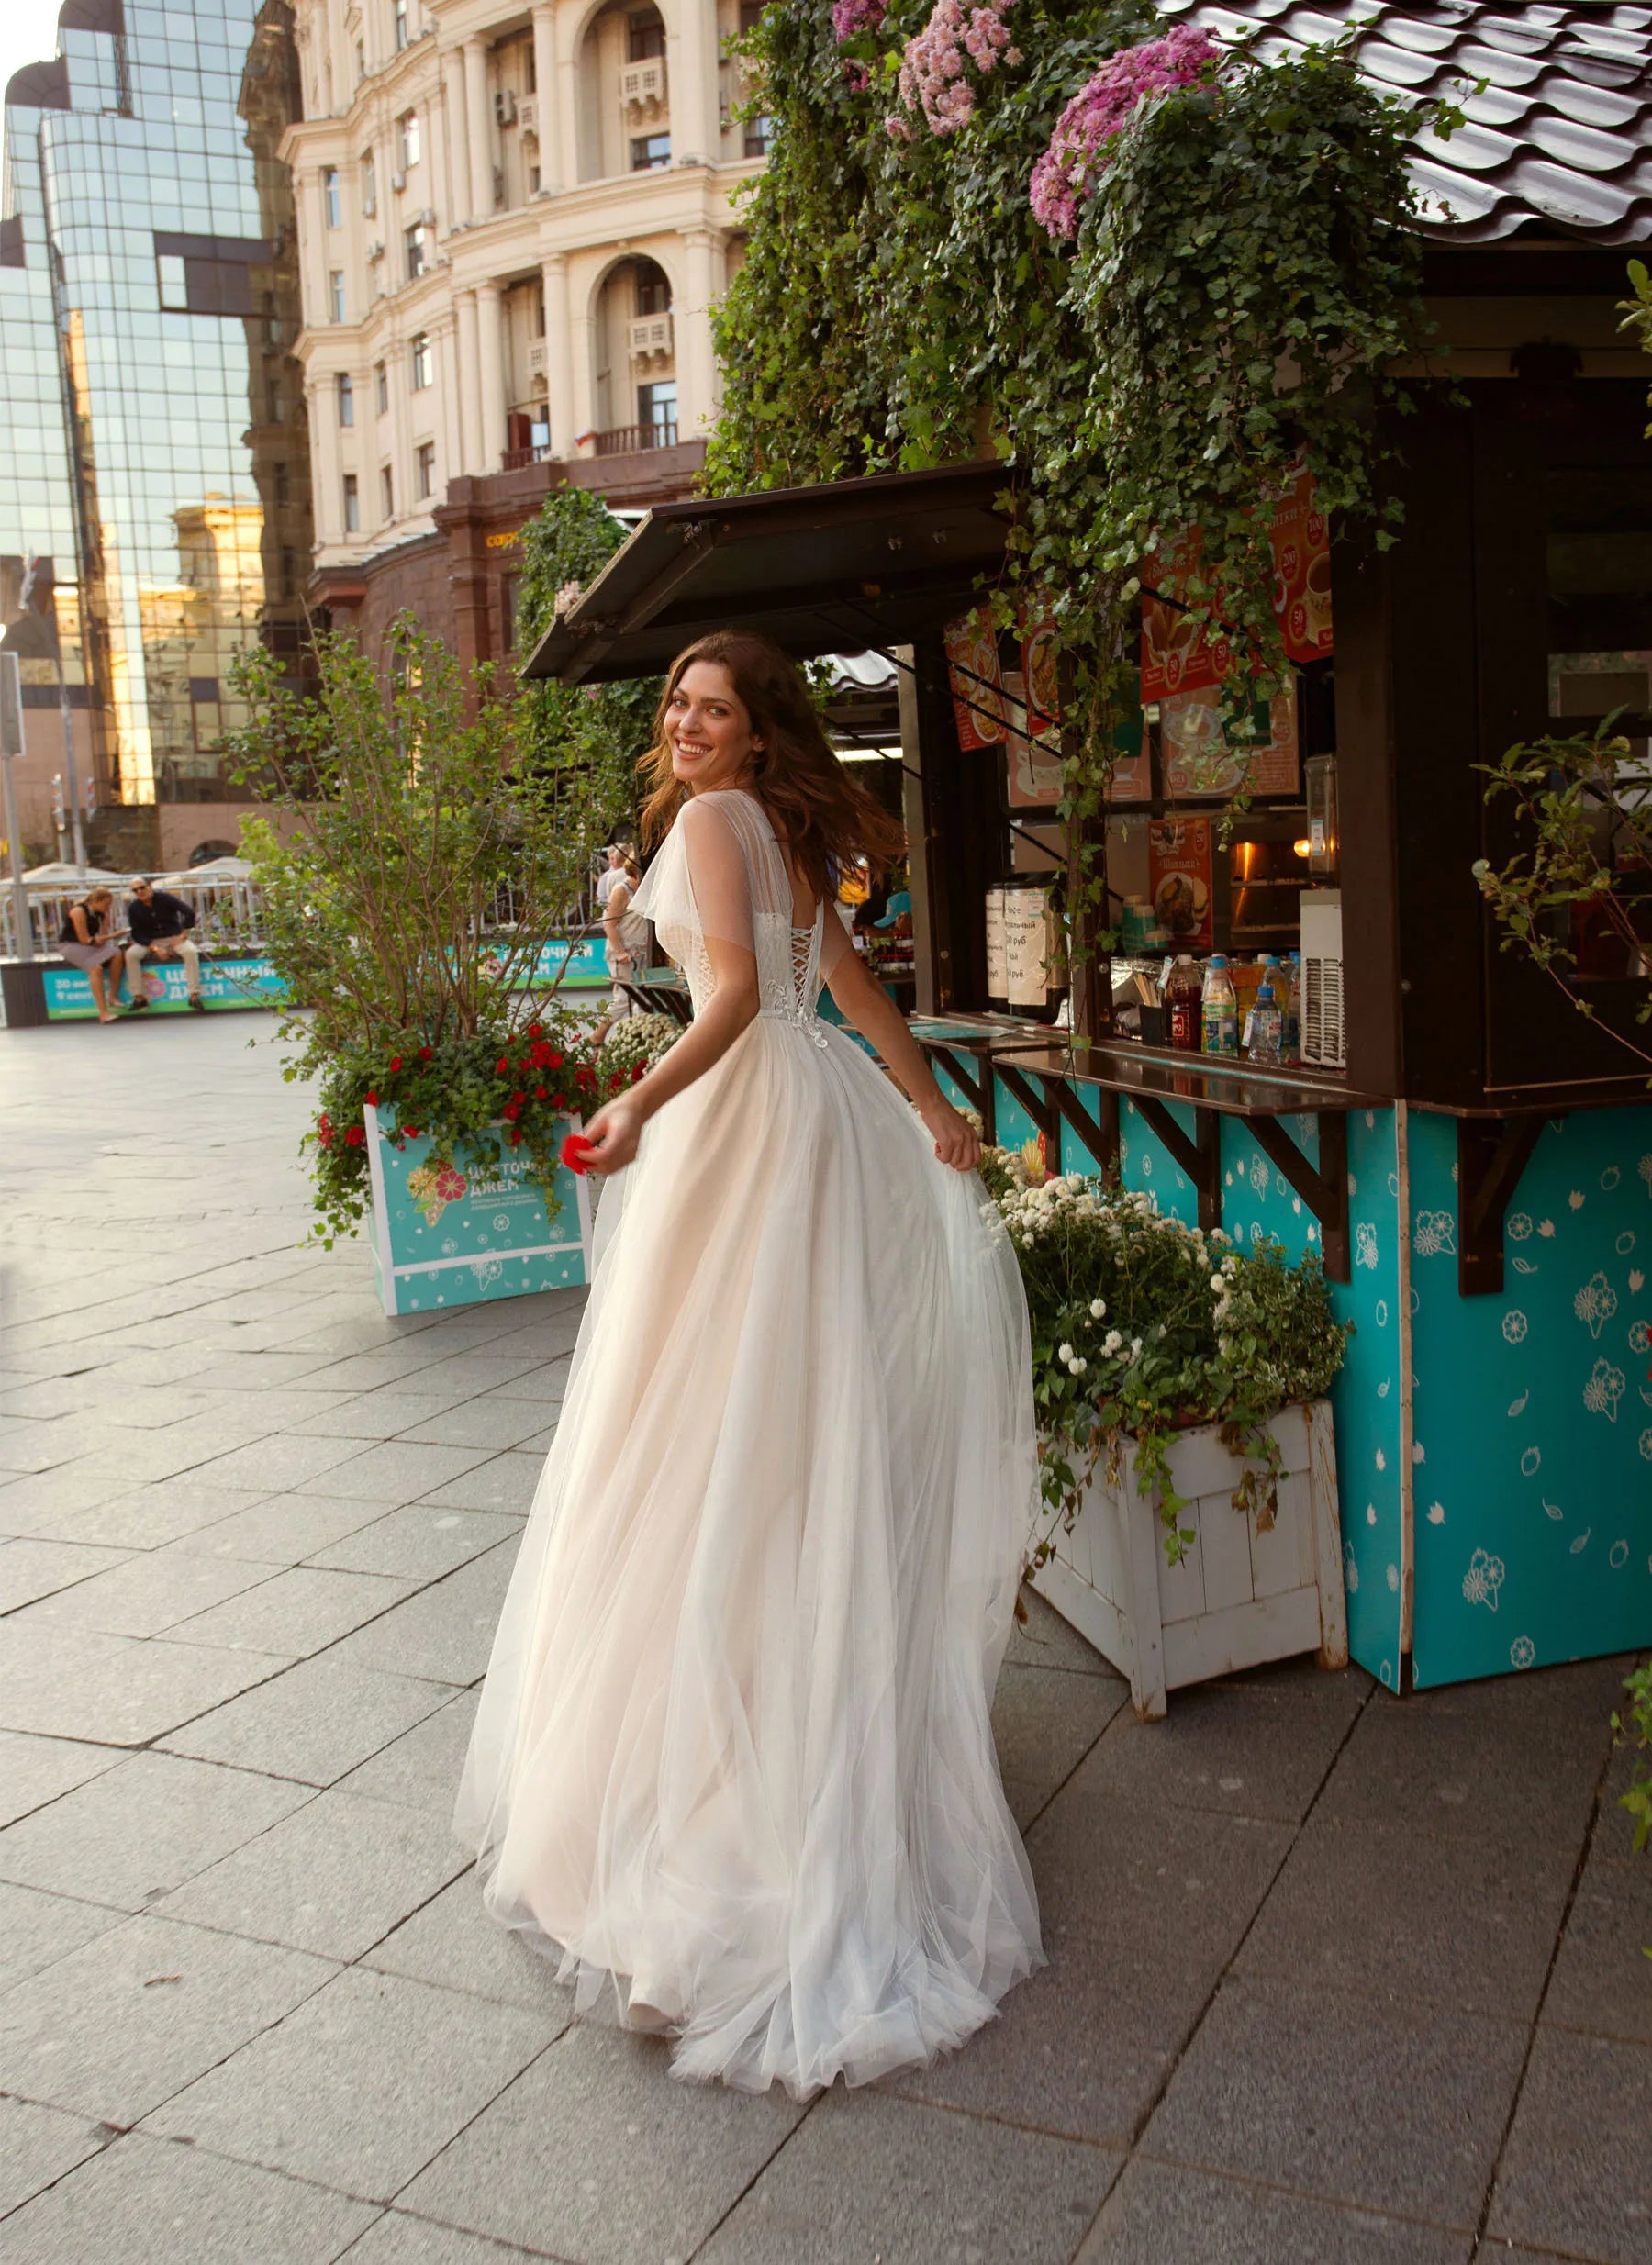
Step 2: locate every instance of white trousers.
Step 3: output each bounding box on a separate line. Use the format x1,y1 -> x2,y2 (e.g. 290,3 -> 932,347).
127,936 -> 201,997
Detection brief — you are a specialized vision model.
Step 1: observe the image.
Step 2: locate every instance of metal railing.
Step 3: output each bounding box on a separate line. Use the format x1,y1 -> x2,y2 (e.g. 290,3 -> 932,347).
0,871 -> 269,963
500,441 -> 555,472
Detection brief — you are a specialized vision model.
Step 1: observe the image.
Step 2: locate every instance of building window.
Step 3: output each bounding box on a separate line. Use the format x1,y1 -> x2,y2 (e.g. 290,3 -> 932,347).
323,167 -> 341,227
744,114 -> 774,158
343,473 -> 360,532
405,222 -> 430,280
361,149 -> 377,217
280,546 -> 296,597
416,440 -> 435,498
631,133 -> 670,171
639,378 -> 677,441
329,270 -> 347,322
409,330 -> 432,389
375,360 -> 388,415
273,460 -> 290,507
397,110 -> 421,171
157,251 -> 188,309
381,464 -> 395,520
500,571 -> 521,651
337,370 -> 355,425
266,379 -> 285,424
393,0 -> 409,51
635,266 -> 669,315
628,11 -> 666,60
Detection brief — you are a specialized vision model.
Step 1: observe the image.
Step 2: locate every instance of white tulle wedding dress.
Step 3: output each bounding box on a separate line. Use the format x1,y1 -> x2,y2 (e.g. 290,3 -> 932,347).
454,787 -> 1043,2098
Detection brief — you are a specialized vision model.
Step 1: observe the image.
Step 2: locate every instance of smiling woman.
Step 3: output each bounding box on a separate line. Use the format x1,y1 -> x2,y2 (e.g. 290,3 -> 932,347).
455,630 -> 1046,2100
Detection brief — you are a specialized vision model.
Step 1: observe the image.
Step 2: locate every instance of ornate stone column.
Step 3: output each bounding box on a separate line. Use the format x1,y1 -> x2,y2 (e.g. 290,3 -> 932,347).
441,48 -> 470,228
436,314 -> 463,489
530,2 -> 561,195
456,285 -> 482,472
679,224 -> 722,436
540,252 -> 574,461
476,280 -> 506,472
463,36 -> 493,223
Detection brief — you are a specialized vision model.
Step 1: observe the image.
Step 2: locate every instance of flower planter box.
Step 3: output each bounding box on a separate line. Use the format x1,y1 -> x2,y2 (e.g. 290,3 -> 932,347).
1031,1400 -> 1346,1720
363,1104 -> 593,1318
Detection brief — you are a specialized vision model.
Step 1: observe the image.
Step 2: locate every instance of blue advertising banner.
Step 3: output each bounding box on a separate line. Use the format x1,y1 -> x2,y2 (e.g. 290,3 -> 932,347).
363,1103 -> 594,1316
484,936 -> 610,989
43,954 -> 285,1019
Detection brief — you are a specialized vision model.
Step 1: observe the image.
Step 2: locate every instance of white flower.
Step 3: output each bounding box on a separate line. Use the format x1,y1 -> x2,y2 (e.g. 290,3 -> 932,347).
1103,1330 -> 1123,1356
1069,1356 -> 1088,1376
1210,1272 -> 1227,1292
1057,1342 -> 1074,1365
1089,1298 -> 1106,1319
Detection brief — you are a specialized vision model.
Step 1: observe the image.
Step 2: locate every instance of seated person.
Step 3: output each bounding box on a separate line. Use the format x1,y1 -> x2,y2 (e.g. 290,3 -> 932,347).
59,887 -> 128,1024
125,877 -> 203,1012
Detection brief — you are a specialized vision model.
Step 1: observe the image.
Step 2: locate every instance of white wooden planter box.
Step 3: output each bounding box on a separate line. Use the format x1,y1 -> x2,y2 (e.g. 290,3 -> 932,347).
1030,1400 -> 1346,1721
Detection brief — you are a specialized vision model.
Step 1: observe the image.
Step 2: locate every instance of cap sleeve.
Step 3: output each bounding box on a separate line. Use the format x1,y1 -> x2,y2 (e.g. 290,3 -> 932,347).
628,795 -> 756,970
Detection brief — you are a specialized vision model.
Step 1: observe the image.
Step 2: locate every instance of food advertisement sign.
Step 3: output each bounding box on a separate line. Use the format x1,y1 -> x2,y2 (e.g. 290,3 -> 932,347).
1020,607 -> 1060,735
1269,463 -> 1333,662
943,610 -> 1006,750
1003,668 -> 1064,808
1148,815 -> 1213,950
1140,464 -> 1333,696
1161,680 -> 1299,801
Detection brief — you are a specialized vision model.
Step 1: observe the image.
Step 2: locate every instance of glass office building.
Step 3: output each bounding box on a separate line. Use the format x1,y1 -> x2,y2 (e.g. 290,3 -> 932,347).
0,0 -> 310,817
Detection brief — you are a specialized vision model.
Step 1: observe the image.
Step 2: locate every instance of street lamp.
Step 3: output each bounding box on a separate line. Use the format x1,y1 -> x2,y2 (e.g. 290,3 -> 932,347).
0,651 -> 37,962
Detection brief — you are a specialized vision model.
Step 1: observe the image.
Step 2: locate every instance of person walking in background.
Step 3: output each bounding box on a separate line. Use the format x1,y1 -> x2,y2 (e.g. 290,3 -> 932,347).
125,877 -> 203,1012
595,843 -> 630,911
59,887 -> 128,1024
592,849 -> 648,1042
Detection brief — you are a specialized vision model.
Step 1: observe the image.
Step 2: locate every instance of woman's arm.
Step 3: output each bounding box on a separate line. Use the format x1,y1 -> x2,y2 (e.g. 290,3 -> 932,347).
580,932 -> 757,1173
823,945 -> 979,1171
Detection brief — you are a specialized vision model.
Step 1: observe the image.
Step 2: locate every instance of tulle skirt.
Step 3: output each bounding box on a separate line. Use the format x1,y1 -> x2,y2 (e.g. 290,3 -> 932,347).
453,1013 -> 1044,2098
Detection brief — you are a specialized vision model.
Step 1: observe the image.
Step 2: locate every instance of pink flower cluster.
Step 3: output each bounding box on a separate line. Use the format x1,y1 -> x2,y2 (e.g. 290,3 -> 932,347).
1030,26 -> 1220,239
890,0 -> 1021,139
832,0 -> 886,40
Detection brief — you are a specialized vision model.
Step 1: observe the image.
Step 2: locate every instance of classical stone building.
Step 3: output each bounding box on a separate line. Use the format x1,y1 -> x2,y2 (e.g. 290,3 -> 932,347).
282,0 -> 761,665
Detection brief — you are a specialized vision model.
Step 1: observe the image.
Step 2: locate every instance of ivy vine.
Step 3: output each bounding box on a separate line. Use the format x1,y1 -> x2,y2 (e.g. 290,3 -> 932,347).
709,4 -> 1457,970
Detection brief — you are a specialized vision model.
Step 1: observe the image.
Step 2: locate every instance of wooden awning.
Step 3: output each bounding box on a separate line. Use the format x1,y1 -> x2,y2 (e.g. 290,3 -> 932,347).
519,460 -> 1011,685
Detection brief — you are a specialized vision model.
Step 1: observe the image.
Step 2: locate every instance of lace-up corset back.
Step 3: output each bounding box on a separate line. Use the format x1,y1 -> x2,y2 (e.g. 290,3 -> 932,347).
628,788 -> 831,1030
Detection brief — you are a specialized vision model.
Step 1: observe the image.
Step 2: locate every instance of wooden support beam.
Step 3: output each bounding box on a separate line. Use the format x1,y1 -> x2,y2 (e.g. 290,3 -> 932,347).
1132,1094 -> 1222,1232
1457,1114 -> 1550,1296
1245,1110 -> 1352,1282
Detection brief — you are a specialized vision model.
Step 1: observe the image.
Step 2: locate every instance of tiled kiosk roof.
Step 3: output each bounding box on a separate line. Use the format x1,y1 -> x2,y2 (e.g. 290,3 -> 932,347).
1159,2 -> 1652,243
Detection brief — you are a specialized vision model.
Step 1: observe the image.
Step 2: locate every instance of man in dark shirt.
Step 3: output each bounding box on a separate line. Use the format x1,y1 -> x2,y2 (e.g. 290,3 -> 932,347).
124,879 -> 204,1011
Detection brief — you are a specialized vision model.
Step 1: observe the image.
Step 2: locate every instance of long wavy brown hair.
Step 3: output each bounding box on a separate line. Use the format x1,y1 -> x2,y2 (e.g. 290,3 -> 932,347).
639,632 -> 906,905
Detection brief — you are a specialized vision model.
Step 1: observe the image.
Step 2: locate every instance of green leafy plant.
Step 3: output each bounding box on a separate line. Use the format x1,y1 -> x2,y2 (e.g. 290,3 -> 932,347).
977,1152 -> 1347,1562
707,6 -> 1453,975
228,613 -> 637,1244
1474,723 -> 1652,1078
1612,1658 -> 1652,1863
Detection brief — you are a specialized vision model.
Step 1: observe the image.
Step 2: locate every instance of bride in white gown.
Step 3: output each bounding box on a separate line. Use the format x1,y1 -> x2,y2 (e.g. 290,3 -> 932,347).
455,630 -> 1044,2098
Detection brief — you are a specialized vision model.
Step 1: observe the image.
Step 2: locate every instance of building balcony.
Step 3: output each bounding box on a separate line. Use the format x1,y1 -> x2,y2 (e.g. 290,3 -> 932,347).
626,311 -> 673,364
594,420 -> 676,456
528,339 -> 547,382
620,58 -> 667,120
518,95 -> 538,137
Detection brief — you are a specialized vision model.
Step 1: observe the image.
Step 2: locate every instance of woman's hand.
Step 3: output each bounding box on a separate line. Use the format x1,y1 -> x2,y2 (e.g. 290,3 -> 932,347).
580,1094 -> 644,1176
919,1098 -> 981,1174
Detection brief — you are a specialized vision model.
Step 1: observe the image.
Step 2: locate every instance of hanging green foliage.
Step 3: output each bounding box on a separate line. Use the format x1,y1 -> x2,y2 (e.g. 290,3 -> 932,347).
709,3 -> 1458,960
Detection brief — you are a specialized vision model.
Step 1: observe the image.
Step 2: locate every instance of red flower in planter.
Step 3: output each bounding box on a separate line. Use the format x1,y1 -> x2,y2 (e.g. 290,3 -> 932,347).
575,1066 -> 595,1089
509,1127 -> 524,1147
548,1051 -> 564,1068
534,1084 -> 548,1099
318,1113 -> 334,1145
419,1045 -> 432,1061
497,1055 -> 510,1075
631,1063 -> 646,1083
364,1088 -> 379,1106
530,1040 -> 552,1069
529,1020 -> 543,1037
503,1100 -> 521,1122
608,1072 -> 624,1091
345,1125 -> 364,1147
404,1124 -> 419,1138
561,1132 -> 594,1175
389,1055 -> 402,1072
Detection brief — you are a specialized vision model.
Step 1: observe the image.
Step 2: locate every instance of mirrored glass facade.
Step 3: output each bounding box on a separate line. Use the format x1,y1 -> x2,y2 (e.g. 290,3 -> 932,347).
0,0 -> 311,811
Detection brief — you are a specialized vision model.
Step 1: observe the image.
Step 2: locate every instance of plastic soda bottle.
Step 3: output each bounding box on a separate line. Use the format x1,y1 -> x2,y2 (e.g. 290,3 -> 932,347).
1248,978 -> 1284,1065
1201,954 -> 1239,1058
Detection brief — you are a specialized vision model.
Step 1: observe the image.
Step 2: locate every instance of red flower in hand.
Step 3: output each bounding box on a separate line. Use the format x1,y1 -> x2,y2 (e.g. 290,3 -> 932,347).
345,1125 -> 364,1147
561,1132 -> 594,1175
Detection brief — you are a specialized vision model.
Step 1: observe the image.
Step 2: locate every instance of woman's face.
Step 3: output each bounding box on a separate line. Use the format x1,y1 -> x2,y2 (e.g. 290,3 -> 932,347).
664,662 -> 762,794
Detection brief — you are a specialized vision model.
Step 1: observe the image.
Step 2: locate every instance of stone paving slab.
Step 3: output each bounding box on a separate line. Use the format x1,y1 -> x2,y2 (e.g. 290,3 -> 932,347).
306,1503 -> 522,1583
0,1911 -> 334,2126
147,1965 -> 564,2202
0,1880 -> 123,1992
341,2216 -> 554,2264
336,1690 -> 480,1815
159,1651 -> 452,1786
364,1869 -> 579,2017
0,2133 -> 379,2265
1484,2025 -> 1652,2265
1076,2159 -> 1475,2264
397,2024 -> 807,2265
0,2094 -> 106,2222
0,1619 -> 291,1745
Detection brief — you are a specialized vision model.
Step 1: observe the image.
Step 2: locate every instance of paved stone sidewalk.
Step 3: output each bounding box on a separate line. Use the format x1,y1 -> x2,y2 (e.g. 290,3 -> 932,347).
1,1014 -> 1647,2265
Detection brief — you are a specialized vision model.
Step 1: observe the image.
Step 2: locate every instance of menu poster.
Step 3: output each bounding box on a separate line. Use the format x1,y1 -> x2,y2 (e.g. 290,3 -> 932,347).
1148,814 -> 1214,951
1140,528 -> 1233,701
943,609 -> 1006,750
1161,680 -> 1299,800
1269,463 -> 1332,662
1003,668 -> 1064,808
1019,606 -> 1061,735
